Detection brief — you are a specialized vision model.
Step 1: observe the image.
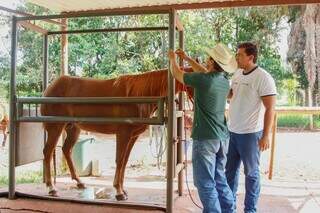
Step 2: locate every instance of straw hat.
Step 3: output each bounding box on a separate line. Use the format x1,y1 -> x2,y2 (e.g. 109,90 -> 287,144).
205,43 -> 237,73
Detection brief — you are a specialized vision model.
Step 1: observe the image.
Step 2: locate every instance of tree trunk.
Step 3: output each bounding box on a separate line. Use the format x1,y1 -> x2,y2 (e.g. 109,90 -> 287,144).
303,5 -> 317,91
307,86 -> 314,129
315,5 -> 320,106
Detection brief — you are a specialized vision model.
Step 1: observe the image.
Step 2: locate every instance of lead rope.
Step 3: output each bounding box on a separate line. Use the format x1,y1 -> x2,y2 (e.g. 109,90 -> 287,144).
181,89 -> 202,209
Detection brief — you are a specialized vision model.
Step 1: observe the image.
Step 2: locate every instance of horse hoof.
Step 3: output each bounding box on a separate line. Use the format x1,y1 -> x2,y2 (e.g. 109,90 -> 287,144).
49,190 -> 58,197
77,183 -> 86,189
115,193 -> 128,201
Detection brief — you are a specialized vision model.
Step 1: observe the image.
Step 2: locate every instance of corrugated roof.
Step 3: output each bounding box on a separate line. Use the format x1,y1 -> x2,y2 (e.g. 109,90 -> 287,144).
27,0 -> 319,13
28,0 -> 227,12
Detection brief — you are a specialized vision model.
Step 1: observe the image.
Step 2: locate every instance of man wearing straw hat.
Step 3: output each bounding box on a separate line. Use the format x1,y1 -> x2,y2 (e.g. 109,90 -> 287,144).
168,43 -> 237,213
226,42 -> 276,213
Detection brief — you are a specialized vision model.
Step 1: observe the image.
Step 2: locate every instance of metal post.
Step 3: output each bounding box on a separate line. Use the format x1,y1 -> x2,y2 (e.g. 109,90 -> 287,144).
166,9 -> 176,213
9,16 -> 18,199
43,34 -> 48,183
177,30 -> 184,196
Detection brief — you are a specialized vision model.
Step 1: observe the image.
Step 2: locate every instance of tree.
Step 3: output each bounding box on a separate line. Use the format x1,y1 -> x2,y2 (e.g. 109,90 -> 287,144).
288,4 -> 320,106
180,7 -> 290,88
0,3 -> 296,103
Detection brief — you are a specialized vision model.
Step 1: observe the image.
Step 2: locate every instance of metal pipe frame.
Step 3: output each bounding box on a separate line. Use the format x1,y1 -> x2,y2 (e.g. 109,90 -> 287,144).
42,34 -> 49,184
9,16 -> 18,200
17,96 -> 166,104
10,8 -> 181,213
177,30 -> 185,196
16,97 -> 165,124
48,26 -> 169,35
16,10 -> 170,22
166,8 -> 176,213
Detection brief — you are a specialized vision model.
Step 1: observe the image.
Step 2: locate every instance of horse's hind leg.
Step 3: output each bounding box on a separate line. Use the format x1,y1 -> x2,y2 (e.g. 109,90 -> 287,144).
43,123 -> 65,196
62,124 -> 84,189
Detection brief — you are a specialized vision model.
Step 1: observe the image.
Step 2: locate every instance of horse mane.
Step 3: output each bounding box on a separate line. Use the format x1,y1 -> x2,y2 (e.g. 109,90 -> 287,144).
114,69 -> 168,97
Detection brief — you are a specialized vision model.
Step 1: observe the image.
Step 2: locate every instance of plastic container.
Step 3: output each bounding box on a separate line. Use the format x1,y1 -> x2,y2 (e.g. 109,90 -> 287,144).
72,136 -> 95,176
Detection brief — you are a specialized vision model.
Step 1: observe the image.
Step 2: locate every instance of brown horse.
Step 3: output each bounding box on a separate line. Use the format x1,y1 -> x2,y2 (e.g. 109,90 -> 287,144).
40,68 -> 193,200
1,115 -> 8,147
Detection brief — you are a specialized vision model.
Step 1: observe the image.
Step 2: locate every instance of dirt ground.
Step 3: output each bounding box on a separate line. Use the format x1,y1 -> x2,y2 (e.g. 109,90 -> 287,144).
0,130 -> 320,212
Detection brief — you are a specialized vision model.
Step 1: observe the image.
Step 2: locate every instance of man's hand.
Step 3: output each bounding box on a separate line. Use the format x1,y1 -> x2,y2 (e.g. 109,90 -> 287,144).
175,49 -> 188,60
168,49 -> 176,61
259,135 -> 270,152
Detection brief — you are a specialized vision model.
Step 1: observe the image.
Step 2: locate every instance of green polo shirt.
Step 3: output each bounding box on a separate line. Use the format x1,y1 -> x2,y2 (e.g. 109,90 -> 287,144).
183,71 -> 230,141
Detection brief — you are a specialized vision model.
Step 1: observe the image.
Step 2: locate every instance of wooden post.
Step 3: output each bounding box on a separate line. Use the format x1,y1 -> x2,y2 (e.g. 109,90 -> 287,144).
61,18 -> 68,76
307,87 -> 314,130
268,113 -> 278,180
57,18 -> 69,181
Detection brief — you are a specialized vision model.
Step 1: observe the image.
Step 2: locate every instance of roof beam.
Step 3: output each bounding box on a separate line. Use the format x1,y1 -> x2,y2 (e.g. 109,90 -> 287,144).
31,0 -> 320,15
171,0 -> 319,10
19,21 -> 48,35
176,17 -> 184,32
19,0 -> 318,22
0,5 -> 66,26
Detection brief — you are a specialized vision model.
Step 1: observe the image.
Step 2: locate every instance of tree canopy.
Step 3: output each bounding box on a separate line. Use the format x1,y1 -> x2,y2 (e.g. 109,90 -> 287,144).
0,3 -> 318,106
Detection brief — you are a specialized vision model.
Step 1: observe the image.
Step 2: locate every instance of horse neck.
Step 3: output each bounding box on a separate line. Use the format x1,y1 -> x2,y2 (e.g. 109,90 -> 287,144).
143,70 -> 168,97
145,69 -> 189,96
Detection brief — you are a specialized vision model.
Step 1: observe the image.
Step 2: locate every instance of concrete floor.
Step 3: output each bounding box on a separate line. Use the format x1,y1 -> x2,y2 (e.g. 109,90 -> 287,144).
0,176 -> 319,213
1,132 -> 320,212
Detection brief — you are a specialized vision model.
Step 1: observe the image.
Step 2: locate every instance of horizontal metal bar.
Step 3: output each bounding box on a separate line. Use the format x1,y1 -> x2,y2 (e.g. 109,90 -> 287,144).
17,116 -> 165,125
48,26 -> 168,35
17,97 -> 166,104
16,9 -> 170,22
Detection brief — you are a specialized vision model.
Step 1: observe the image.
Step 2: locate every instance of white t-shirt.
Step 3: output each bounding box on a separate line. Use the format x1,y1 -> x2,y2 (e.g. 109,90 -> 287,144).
228,67 -> 277,134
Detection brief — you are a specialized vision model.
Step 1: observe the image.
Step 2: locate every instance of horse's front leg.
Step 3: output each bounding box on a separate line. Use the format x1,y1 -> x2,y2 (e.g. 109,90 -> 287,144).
118,135 -> 139,198
114,131 -> 132,201
43,124 -> 65,196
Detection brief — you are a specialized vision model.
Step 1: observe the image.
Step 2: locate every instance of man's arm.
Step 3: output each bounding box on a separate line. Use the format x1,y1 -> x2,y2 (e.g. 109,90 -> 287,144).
259,95 -> 276,151
168,50 -> 185,84
227,89 -> 233,100
175,49 -> 208,73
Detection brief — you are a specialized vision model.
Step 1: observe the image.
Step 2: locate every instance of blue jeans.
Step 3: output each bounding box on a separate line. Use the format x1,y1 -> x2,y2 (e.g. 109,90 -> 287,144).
192,139 -> 235,213
225,131 -> 263,213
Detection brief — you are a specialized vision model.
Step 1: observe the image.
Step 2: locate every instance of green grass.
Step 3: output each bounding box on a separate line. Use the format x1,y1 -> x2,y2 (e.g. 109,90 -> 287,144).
277,115 -> 320,129
0,171 -> 42,186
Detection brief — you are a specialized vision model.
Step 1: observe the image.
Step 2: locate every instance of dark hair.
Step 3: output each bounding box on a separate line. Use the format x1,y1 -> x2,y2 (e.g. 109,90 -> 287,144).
237,42 -> 258,63
209,57 -> 224,72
